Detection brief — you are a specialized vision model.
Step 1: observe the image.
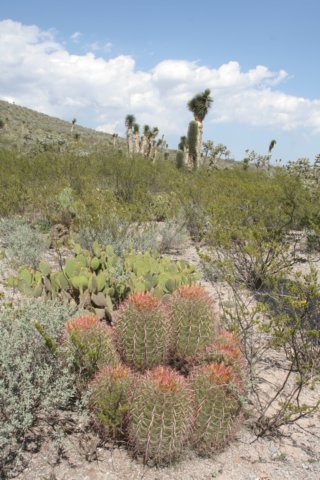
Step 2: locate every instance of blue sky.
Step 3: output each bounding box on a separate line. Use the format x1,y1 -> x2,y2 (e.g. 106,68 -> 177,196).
1,0 -> 320,162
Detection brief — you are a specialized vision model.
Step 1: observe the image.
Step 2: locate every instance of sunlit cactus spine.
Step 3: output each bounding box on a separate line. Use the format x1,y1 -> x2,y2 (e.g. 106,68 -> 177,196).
89,364 -> 134,439
115,292 -> 170,371
190,362 -> 242,454
169,285 -> 218,362
128,366 -> 193,464
65,315 -> 120,379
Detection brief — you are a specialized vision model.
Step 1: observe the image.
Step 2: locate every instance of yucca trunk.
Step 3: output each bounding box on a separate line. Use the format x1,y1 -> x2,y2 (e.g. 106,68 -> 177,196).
127,127 -> 133,156
134,132 -> 140,154
140,135 -> 147,156
150,140 -> 157,161
195,119 -> 203,169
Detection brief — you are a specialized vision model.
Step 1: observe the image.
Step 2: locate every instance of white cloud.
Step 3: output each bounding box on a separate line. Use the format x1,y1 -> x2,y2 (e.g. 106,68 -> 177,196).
1,19 -> 320,153
89,41 -> 113,53
71,31 -> 81,42
96,121 -> 119,134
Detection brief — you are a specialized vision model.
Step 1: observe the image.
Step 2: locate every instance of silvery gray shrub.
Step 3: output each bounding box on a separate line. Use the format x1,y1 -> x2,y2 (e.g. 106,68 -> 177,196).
0,300 -> 77,476
0,217 -> 50,268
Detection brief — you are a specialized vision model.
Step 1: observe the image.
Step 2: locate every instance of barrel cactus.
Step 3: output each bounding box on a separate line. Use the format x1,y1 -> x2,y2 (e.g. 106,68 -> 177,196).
115,292 -> 170,371
65,315 -> 120,379
190,362 -> 242,454
169,285 -> 218,362
128,366 -> 193,463
199,330 -> 247,392
89,364 -> 134,439
65,284 -> 247,465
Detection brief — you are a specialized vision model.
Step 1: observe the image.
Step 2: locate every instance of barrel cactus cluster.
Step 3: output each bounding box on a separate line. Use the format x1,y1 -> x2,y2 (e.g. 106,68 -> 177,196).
63,284 -> 247,464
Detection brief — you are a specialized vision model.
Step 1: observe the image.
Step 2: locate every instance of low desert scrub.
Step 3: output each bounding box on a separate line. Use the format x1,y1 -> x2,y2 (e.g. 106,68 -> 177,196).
0,217 -> 50,268
0,300 -> 76,477
215,269 -> 320,438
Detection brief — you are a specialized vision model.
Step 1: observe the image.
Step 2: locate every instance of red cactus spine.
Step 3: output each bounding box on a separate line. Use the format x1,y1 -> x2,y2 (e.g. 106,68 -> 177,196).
116,292 -> 170,371
190,361 -> 242,454
128,366 -> 193,464
89,364 -> 134,439
169,285 -> 218,362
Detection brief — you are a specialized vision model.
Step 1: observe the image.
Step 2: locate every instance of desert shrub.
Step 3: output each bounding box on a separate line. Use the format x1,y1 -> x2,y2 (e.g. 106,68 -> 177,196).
147,192 -> 181,221
305,228 -> 320,252
0,217 -> 50,268
0,300 -> 76,476
259,269 -> 320,372
202,169 -> 309,289
64,315 -> 120,380
220,274 -> 320,438
156,213 -> 190,253
76,218 -> 160,255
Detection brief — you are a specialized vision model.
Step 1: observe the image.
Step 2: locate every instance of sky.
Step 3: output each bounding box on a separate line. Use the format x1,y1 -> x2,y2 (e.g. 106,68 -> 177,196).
1,0 -> 320,163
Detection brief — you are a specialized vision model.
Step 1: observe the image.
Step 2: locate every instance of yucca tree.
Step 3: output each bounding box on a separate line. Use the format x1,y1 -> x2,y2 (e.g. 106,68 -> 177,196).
112,133 -> 118,148
133,123 -> 140,154
202,140 -> 214,160
125,114 -> 136,156
153,138 -> 162,161
140,125 -> 150,156
71,118 -> 77,133
268,139 -> 277,154
148,127 -> 159,160
187,89 -> 213,169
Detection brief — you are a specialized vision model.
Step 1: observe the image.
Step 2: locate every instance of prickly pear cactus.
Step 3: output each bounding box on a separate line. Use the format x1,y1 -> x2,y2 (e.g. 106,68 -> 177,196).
89,364 -> 134,439
169,285 -> 218,361
128,366 -> 193,463
116,292 -> 170,371
190,362 -> 242,454
65,315 -> 120,379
